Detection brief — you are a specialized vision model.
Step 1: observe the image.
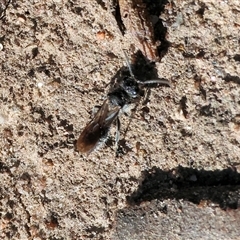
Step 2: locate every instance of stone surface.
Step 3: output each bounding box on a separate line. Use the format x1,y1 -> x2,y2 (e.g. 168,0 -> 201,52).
0,0 -> 239,239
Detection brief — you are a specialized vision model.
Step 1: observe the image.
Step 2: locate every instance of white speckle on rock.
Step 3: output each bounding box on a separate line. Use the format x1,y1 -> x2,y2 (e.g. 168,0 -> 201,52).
0,113 -> 7,125
37,82 -> 43,88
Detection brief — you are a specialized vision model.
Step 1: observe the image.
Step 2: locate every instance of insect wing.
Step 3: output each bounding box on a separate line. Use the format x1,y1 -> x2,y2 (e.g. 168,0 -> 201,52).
77,100 -> 108,154
77,100 -> 120,154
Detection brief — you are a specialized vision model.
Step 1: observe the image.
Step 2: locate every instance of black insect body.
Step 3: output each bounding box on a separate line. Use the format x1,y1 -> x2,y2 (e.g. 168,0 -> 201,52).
76,53 -> 169,155
108,76 -> 142,107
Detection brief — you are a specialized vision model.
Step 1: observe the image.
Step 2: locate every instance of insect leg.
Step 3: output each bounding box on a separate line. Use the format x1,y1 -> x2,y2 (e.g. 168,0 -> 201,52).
142,87 -> 151,105
122,102 -> 140,140
115,117 -> 121,151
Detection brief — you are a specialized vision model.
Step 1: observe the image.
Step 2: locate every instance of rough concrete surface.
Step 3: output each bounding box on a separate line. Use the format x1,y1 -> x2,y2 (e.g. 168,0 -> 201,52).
0,0 -> 239,239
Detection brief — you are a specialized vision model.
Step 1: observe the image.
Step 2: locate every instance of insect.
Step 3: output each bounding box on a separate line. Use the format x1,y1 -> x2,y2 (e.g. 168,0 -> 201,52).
76,51 -> 169,155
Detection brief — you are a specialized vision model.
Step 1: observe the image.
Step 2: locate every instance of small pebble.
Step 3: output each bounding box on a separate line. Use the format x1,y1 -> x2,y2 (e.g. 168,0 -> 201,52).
96,31 -> 106,40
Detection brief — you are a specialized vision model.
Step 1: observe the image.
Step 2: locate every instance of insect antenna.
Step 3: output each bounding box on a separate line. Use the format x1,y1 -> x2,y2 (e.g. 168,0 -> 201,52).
122,50 -> 135,78
140,78 -> 171,86
122,50 -> 170,87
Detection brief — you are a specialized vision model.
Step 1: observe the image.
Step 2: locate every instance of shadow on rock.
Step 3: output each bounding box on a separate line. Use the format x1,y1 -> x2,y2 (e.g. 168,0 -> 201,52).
127,165 -> 240,210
